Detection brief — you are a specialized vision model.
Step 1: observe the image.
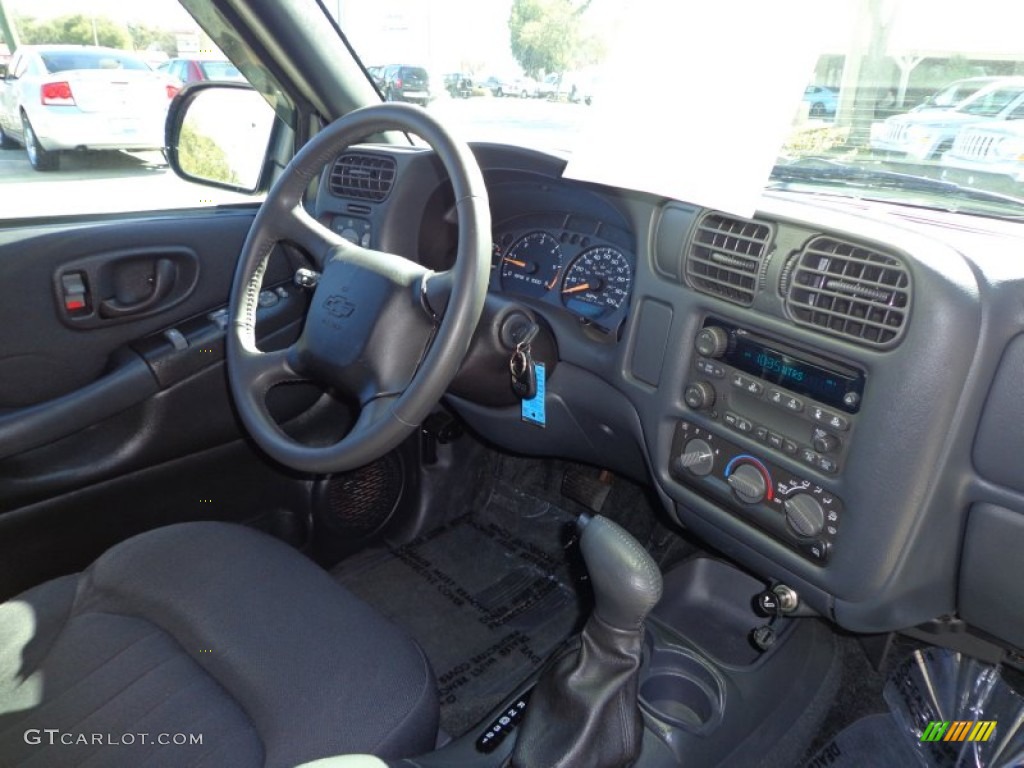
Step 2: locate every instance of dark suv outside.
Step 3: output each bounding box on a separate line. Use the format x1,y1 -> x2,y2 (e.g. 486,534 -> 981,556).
381,65 -> 431,105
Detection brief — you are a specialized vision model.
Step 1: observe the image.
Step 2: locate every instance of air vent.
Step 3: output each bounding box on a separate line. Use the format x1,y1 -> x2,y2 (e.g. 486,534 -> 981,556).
786,236 -> 911,347
685,212 -> 773,306
328,153 -> 396,202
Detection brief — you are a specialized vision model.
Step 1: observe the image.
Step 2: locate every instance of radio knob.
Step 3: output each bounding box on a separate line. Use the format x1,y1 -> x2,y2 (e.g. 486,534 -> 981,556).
684,381 -> 716,411
727,464 -> 767,504
677,438 -> 714,476
695,326 -> 730,358
785,493 -> 825,538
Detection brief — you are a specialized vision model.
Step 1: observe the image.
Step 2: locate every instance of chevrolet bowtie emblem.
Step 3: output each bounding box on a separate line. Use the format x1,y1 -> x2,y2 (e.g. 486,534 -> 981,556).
324,295 -> 355,318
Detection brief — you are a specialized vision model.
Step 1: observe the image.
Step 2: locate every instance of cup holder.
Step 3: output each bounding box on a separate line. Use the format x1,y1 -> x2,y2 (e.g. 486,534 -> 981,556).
638,634 -> 725,734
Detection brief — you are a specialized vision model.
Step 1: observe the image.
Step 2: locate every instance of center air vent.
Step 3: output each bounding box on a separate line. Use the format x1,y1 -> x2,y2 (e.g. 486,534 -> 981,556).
685,212 -> 773,306
785,236 -> 911,347
328,153 -> 396,202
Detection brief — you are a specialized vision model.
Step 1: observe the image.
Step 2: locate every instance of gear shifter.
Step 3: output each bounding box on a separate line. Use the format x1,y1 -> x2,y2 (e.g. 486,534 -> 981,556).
512,515 -> 663,768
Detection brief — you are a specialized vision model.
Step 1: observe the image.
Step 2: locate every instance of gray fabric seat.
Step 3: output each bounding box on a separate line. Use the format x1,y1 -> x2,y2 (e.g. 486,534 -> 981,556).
0,522 -> 439,767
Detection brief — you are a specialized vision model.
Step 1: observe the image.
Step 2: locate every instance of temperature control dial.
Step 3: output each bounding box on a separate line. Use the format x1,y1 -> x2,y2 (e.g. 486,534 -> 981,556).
727,463 -> 768,504
784,493 -> 825,538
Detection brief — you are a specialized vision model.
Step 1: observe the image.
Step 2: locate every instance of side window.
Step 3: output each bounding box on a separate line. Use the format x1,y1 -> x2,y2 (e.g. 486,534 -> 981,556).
0,0 -> 272,217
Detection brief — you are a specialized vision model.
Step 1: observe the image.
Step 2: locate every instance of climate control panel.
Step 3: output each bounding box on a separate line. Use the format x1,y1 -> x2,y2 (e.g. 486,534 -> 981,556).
670,420 -> 843,563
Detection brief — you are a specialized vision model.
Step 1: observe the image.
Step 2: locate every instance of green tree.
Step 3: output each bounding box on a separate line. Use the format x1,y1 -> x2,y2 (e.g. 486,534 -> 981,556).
178,123 -> 240,186
17,15 -> 131,49
127,23 -> 177,57
508,0 -> 592,78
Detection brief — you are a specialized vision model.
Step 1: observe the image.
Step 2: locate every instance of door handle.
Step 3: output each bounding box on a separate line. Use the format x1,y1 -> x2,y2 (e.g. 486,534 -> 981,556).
99,258 -> 177,318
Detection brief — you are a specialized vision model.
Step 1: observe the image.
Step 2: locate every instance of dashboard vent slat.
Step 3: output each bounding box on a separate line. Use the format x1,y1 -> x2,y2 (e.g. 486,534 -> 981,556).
785,236 -> 911,347
328,153 -> 397,202
685,212 -> 772,306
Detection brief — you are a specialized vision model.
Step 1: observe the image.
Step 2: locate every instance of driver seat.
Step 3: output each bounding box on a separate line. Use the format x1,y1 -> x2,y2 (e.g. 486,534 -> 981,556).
0,522 -> 439,767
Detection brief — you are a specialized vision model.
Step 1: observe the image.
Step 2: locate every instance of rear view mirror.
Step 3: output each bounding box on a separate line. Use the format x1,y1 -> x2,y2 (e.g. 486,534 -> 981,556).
166,82 -> 275,192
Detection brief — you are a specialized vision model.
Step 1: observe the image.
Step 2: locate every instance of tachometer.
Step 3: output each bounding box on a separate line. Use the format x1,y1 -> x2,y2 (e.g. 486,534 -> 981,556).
500,231 -> 562,298
561,246 -> 632,311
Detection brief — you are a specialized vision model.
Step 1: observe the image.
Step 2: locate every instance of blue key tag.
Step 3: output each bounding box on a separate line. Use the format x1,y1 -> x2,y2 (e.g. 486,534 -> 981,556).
521,363 -> 546,426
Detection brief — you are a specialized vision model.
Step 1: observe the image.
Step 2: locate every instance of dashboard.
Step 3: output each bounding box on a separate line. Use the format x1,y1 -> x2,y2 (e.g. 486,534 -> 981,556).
313,141 -> 1024,654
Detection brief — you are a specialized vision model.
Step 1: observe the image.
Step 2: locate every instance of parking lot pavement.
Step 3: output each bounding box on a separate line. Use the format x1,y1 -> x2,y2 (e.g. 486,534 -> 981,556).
0,147 -> 253,217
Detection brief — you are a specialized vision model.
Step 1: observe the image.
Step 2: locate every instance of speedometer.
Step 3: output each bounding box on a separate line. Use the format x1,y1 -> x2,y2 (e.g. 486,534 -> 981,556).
500,231 -> 562,298
561,246 -> 632,311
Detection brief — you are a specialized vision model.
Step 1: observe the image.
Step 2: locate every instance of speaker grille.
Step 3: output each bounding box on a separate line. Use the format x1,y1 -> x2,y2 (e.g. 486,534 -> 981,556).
318,452 -> 403,539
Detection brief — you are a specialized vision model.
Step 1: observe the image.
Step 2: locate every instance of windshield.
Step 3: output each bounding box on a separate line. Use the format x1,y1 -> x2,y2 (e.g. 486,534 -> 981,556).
338,0 -> 1024,219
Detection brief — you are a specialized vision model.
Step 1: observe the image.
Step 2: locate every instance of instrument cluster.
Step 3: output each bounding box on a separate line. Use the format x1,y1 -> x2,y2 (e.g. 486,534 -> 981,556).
490,213 -> 635,333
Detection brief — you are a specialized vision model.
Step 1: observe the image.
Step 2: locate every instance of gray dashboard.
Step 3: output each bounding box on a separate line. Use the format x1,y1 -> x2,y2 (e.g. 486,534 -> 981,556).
314,141 -> 1024,650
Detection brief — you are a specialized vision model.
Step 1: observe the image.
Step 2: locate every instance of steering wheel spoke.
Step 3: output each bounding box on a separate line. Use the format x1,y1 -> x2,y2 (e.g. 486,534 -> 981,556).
235,344 -> 303,393
227,103 -> 490,474
277,205 -> 346,270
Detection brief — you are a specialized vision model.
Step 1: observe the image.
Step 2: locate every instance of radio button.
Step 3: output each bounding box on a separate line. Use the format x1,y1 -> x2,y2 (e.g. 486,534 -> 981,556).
800,448 -> 821,467
818,456 -> 839,474
732,373 -> 764,396
723,412 -> 739,429
754,426 -> 769,442
811,406 -> 849,432
768,388 -> 785,406
735,417 -> 753,433
783,439 -> 799,455
696,358 -> 725,378
767,432 -> 785,451
783,395 -> 804,413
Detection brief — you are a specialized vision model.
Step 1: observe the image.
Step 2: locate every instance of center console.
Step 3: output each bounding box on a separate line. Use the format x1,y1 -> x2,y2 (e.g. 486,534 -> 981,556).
670,319 -> 863,564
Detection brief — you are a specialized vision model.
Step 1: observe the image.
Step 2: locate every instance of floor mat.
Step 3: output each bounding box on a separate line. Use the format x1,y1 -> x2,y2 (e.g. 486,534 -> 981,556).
332,482 -> 587,737
803,713 -> 918,767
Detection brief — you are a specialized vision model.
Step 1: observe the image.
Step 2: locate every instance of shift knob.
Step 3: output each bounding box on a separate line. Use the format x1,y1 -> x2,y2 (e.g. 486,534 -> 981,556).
579,515 -> 663,631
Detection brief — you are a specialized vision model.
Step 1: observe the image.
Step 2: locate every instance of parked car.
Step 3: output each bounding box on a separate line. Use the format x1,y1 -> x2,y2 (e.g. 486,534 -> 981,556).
442,72 -> 473,99
0,45 -> 175,171
910,75 -> 1005,112
479,74 -> 534,98
380,64 -> 430,105
940,119 -> 1024,183
158,57 -> 247,87
802,84 -> 838,118
870,77 -> 1024,160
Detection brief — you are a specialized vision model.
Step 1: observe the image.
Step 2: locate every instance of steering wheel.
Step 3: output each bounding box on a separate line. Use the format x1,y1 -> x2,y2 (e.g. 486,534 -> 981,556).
226,103 -> 490,474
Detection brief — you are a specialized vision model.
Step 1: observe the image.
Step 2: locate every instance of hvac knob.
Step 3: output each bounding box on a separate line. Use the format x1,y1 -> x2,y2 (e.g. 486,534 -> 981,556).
695,326 -> 729,358
785,493 -> 825,537
684,381 -> 716,411
727,464 -> 767,504
676,438 -> 714,477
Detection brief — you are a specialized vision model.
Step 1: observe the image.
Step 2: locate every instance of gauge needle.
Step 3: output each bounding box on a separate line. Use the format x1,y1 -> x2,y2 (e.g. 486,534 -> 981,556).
562,283 -> 591,295
546,268 -> 562,290
503,257 -> 527,267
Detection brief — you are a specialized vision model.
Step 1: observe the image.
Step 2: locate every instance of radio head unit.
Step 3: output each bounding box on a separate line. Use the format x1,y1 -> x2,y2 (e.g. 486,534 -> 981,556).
697,320 -> 864,414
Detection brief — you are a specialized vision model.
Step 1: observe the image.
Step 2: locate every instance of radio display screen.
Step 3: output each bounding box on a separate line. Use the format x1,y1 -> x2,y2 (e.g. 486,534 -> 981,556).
726,334 -> 864,412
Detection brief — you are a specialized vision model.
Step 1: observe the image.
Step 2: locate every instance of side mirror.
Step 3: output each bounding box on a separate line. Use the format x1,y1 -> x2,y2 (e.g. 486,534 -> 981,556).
165,82 -> 276,192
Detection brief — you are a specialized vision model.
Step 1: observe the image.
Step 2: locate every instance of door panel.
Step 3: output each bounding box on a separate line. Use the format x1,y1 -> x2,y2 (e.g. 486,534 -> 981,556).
0,207 -> 317,597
